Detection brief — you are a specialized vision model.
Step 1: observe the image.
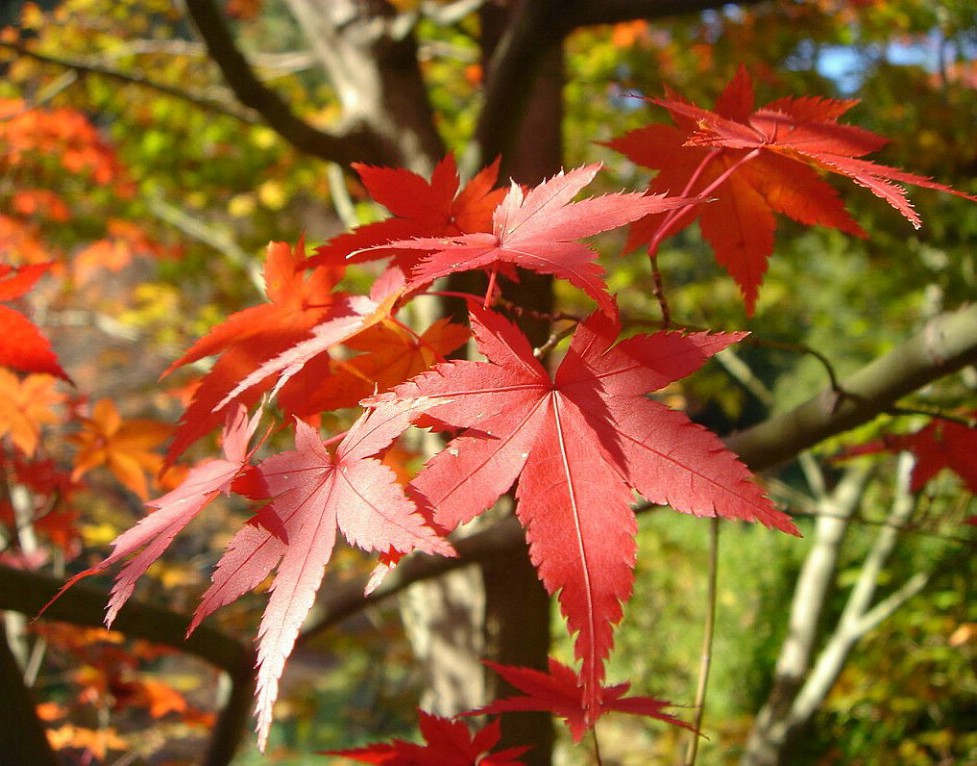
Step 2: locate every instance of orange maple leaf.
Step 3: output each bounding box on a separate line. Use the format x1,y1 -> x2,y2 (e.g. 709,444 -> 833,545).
0,369 -> 65,456
279,316 -> 470,417
69,399 -> 171,499
46,724 -> 128,759
163,238 -> 347,462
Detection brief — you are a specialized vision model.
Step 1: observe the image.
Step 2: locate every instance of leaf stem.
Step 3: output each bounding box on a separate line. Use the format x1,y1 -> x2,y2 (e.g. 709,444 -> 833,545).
483,265 -> 500,309
650,254 -> 671,328
684,517 -> 720,766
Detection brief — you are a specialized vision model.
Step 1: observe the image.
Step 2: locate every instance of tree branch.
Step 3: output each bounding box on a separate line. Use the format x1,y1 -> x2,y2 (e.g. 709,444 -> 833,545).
0,41 -> 259,124
727,303 -> 977,471
0,565 -> 255,766
0,566 -> 249,676
180,0 -> 392,166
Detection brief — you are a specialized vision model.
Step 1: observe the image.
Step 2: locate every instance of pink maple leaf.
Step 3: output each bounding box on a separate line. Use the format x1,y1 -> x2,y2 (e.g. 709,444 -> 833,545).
188,399 -> 455,750
375,307 -> 797,722
373,163 -> 692,314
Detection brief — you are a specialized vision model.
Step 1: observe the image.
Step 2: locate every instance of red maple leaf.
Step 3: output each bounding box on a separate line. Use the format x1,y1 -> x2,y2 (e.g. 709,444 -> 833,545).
608,66 -> 977,314
186,399 -> 455,750
468,658 -> 693,743
376,164 -> 692,314
0,262 -> 71,381
376,307 -> 797,720
900,418 -> 977,494
162,238 -> 348,462
846,414 -> 977,495
326,710 -> 530,766
43,404 -> 263,625
310,153 -> 508,272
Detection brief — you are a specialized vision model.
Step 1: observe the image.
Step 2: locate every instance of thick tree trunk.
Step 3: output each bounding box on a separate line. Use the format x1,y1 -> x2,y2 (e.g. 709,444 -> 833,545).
474,6 -> 562,763
402,4 -> 563,762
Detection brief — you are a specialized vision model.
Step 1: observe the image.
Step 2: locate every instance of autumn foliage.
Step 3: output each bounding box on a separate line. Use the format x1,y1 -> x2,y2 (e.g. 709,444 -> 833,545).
3,27 -> 977,763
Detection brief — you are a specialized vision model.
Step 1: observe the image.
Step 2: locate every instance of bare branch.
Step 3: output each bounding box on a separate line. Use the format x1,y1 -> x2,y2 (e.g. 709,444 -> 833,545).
727,303 -> 977,471
180,0 -> 396,166
0,565 -> 250,677
0,41 -> 259,124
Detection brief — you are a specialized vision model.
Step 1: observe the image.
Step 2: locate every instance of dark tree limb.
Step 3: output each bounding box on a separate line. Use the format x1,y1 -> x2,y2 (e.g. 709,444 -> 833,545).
0,622 -> 60,766
0,566 -> 255,766
466,0 -> 770,174
182,0 -> 399,167
183,0 -> 444,170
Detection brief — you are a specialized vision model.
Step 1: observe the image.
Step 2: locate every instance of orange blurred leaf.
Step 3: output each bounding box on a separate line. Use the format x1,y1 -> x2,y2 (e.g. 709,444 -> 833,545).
0,369 -> 65,455
47,724 -> 127,759
69,399 -> 171,499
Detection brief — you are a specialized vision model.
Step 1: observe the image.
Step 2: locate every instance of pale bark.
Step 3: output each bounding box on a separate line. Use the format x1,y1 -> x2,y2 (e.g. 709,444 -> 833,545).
727,304 -> 977,470
742,453 -> 931,766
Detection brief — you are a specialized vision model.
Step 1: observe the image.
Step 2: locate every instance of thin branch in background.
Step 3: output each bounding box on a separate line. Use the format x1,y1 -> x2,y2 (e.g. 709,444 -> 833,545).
421,0 -> 486,26
750,336 -> 842,395
623,317 -> 842,399
726,304 -> 977,471
326,162 -> 359,229
97,38 -> 318,75
145,194 -> 264,294
713,345 -> 774,407
0,41 -> 260,124
684,517 -> 720,766
884,406 -> 977,428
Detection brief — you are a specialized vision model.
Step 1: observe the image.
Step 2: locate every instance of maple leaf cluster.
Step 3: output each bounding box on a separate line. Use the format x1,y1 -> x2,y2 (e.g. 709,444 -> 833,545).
63,151 -> 795,749
42,68 -> 977,754
608,66 -> 977,314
